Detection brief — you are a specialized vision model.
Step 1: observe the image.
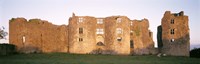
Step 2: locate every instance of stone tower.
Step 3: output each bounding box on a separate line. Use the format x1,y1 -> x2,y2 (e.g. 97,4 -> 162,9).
157,11 -> 190,56
68,14 -> 97,54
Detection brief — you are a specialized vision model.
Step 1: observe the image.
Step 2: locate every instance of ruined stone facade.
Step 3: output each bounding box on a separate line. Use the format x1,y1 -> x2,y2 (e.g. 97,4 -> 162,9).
68,14 -> 155,55
157,11 -> 190,56
9,18 -> 68,53
130,19 -> 155,55
9,11 -> 189,56
9,14 -> 154,55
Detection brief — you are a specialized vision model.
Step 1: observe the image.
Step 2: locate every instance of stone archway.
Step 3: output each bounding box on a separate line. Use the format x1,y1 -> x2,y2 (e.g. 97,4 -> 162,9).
96,36 -> 105,54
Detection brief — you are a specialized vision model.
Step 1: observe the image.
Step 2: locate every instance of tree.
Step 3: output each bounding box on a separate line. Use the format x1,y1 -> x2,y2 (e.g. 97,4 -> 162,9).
190,48 -> 200,58
0,26 -> 8,40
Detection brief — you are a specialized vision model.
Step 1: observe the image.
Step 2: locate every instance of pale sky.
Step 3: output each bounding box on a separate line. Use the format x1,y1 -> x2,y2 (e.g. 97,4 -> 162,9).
0,0 -> 199,47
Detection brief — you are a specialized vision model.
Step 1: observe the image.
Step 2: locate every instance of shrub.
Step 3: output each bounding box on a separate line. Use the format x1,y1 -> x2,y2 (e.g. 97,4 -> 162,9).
0,44 -> 16,55
9,18 -> 15,22
190,48 -> 200,58
28,19 -> 41,23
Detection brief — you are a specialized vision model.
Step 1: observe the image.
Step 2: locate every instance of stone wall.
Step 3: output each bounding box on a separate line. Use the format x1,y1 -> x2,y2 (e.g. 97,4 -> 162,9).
130,19 -> 155,55
158,11 -> 190,56
104,16 -> 130,55
9,18 -> 68,53
68,15 -> 131,55
9,11 -> 190,56
9,14 -> 155,55
68,14 -> 154,55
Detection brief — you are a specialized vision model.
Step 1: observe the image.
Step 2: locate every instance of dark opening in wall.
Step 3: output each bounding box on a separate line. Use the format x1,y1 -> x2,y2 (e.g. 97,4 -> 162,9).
171,29 -> 175,34
97,42 -> 105,46
79,28 -> 83,34
79,38 -> 83,42
130,40 -> 134,48
117,37 -> 122,42
171,19 -> 174,24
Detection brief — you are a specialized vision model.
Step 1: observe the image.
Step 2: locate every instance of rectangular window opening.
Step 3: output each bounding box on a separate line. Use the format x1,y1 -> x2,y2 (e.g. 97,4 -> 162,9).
97,19 -> 103,24
130,21 -> 133,26
79,28 -> 83,34
171,19 -> 174,24
130,40 -> 134,48
79,17 -> 83,22
116,28 -> 122,34
96,28 -> 104,34
170,29 -> 175,34
79,38 -> 83,42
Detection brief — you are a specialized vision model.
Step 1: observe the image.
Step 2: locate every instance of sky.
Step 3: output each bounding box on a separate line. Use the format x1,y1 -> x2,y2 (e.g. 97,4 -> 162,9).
0,0 -> 199,48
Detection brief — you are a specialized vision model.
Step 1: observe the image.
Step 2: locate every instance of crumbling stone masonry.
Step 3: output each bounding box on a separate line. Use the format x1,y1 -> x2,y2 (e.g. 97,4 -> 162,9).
68,14 -> 155,55
9,18 -> 68,53
130,19 -> 155,55
157,11 -> 190,56
9,11 -> 189,56
9,14 -> 154,55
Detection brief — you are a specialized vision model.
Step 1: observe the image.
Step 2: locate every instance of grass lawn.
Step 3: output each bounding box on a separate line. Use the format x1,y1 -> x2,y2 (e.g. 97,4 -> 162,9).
0,53 -> 199,64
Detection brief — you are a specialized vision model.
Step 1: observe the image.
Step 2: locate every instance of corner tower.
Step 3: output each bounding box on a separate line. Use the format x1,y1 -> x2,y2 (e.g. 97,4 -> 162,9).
158,11 -> 190,56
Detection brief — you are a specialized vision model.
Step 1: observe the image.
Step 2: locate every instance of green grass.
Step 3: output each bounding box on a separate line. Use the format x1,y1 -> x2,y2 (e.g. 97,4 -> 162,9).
0,53 -> 199,64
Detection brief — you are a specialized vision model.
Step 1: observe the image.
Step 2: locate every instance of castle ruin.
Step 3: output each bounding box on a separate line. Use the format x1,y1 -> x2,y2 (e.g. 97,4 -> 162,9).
9,11 -> 189,56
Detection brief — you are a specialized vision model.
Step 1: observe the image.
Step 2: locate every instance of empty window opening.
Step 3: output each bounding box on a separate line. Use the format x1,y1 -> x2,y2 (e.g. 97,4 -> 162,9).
79,17 -> 83,22
116,28 -> 122,34
171,29 -> 175,34
97,19 -> 103,24
22,36 -> 26,43
171,19 -> 174,24
130,40 -> 134,48
79,38 -> 83,42
79,28 -> 83,34
96,28 -> 104,34
130,21 -> 133,26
